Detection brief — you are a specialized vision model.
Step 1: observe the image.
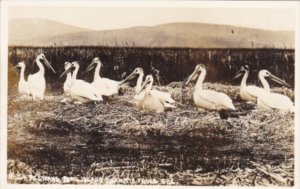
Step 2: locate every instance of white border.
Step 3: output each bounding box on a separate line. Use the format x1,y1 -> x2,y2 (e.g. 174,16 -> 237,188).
1,1 -> 299,189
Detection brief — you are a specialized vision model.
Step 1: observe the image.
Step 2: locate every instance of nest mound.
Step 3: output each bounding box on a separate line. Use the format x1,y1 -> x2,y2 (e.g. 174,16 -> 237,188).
7,83 -> 294,185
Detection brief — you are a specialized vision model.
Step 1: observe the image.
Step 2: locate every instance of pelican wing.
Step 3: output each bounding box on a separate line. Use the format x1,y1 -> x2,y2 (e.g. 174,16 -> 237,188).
92,78 -> 119,96
71,80 -> 102,101
245,85 -> 267,98
257,92 -> 294,112
150,90 -> 175,104
141,92 -> 165,113
196,90 -> 235,110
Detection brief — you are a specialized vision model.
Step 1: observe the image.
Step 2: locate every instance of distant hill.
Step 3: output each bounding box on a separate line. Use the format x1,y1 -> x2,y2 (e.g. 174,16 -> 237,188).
9,19 -> 294,48
9,18 -> 90,46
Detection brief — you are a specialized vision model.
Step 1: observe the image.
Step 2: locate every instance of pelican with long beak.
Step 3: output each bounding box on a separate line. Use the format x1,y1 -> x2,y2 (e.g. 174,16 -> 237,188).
137,75 -> 175,113
14,61 -> 30,95
122,67 -> 145,108
233,66 -> 291,103
85,57 -> 127,96
28,53 -> 56,100
256,70 -> 293,112
60,61 -> 103,102
184,64 -> 235,111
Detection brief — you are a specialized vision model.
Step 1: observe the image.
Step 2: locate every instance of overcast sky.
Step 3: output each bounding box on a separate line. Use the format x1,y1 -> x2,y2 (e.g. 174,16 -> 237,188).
8,6 -> 296,31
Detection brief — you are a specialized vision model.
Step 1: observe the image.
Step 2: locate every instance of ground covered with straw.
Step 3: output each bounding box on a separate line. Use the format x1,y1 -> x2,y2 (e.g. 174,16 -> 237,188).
7,83 -> 294,186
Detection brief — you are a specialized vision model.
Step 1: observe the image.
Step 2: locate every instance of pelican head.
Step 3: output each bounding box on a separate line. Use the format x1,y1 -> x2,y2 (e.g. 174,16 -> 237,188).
64,61 -> 72,70
119,67 -> 144,86
36,53 -> 56,73
233,65 -> 249,80
122,67 -> 144,82
184,64 -> 205,85
85,57 -> 102,73
259,70 -> 291,88
14,61 -> 25,69
137,75 -> 153,95
60,61 -> 79,78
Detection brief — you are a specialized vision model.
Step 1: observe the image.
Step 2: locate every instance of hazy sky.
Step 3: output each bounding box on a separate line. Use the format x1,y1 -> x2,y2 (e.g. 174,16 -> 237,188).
9,6 -> 296,31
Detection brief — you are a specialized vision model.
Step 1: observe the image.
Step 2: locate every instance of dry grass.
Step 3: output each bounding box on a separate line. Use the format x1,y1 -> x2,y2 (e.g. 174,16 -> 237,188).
7,83 -> 294,185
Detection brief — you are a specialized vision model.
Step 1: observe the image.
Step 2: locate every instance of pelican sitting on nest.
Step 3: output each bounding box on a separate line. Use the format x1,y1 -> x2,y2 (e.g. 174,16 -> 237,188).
234,65 -> 291,103
122,67 -> 145,108
256,71 -> 293,112
28,53 -> 56,100
184,64 -> 235,111
60,61 -> 103,103
137,75 -> 175,113
14,61 -> 30,96
85,57 -> 126,96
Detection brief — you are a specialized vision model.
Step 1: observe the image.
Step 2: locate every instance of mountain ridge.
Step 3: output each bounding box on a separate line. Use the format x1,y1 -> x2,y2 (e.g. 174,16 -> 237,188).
9,19 -> 295,48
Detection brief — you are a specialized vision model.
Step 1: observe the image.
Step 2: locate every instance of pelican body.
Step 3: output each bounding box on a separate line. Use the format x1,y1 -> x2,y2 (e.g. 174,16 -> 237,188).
60,61 -> 103,102
234,66 -> 291,103
14,61 -> 30,95
185,64 -> 235,111
257,92 -> 294,112
137,75 -> 175,113
85,57 -> 125,96
28,53 -> 56,100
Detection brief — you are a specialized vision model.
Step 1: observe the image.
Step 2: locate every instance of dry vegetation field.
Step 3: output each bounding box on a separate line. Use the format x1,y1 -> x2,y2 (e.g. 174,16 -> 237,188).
7,47 -> 295,186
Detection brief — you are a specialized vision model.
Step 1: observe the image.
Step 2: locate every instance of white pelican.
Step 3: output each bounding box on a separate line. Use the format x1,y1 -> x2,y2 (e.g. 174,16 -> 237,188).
234,66 -> 291,103
63,62 -> 72,94
85,57 -> 125,96
137,75 -> 175,113
184,64 -> 235,111
60,61 -> 103,102
28,53 -> 56,100
14,61 -> 30,95
122,67 -> 145,108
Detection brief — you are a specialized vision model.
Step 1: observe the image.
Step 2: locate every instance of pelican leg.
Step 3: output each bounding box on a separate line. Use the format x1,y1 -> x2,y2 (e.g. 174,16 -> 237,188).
118,88 -> 125,96
219,110 -> 229,119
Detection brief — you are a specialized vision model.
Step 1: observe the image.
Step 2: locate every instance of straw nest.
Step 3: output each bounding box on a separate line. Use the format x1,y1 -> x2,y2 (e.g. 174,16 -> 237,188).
7,83 -> 294,186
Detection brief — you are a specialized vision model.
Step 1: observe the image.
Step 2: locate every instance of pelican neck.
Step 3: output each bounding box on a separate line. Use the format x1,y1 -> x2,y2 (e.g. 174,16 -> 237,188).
94,63 -> 102,81
135,73 -> 144,94
259,75 -> 270,92
241,70 -> 249,88
195,70 -> 206,90
36,59 -> 45,75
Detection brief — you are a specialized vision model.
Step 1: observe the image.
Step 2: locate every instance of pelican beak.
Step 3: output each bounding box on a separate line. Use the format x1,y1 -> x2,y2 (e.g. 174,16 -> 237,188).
137,79 -> 149,95
60,65 -> 74,78
183,69 -> 199,85
120,71 -> 138,85
85,61 -> 96,73
43,57 -> 56,73
269,74 -> 291,88
233,70 -> 244,80
13,65 -> 19,69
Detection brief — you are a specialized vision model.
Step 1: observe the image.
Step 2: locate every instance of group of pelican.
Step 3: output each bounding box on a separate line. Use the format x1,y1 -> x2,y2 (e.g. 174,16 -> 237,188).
233,65 -> 294,112
14,53 -> 294,114
14,53 -> 56,99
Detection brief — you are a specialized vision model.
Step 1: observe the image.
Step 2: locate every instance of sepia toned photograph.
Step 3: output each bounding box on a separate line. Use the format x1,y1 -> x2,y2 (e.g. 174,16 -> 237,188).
0,0 -> 299,187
